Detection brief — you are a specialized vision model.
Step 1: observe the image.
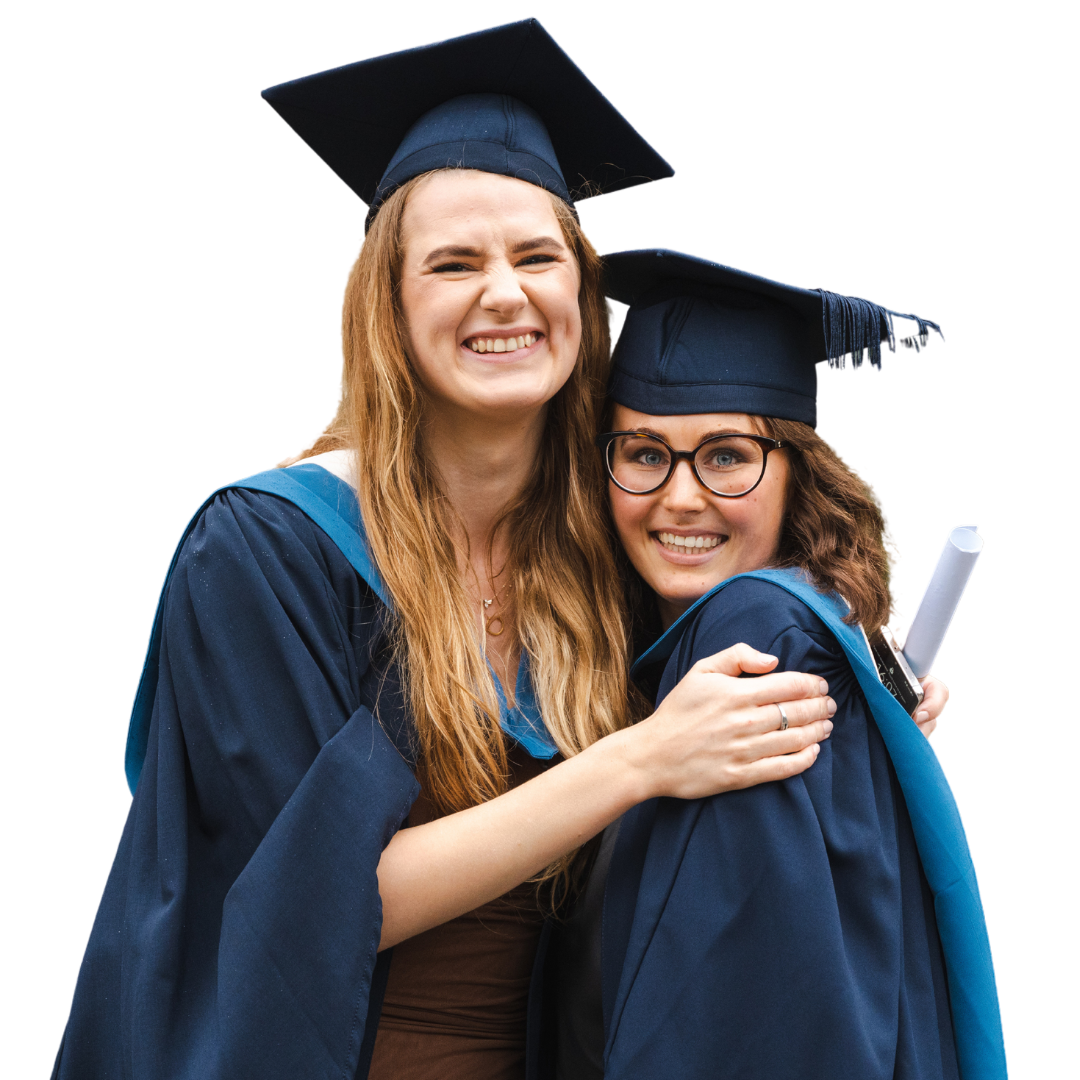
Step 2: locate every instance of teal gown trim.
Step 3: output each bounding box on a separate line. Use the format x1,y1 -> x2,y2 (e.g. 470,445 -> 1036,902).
632,567 -> 1006,1080
124,464 -> 557,795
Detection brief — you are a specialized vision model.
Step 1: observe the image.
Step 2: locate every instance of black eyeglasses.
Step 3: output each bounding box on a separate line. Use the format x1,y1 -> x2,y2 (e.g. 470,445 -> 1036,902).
597,431 -> 788,498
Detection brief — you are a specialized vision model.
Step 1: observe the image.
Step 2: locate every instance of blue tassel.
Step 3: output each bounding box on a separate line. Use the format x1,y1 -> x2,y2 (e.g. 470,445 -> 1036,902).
816,289 -> 894,373
887,308 -> 944,354
817,290 -> 943,368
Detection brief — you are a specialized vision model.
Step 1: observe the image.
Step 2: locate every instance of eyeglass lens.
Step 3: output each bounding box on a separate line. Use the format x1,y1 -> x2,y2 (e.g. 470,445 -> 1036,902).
607,434 -> 768,496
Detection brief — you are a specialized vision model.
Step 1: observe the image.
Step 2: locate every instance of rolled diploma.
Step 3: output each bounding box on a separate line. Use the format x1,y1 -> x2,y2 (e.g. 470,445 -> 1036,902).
902,526 -> 983,678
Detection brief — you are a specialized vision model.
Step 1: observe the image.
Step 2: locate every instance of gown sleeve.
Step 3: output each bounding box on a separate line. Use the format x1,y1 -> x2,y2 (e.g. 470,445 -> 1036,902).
54,489 -> 420,1080
602,577 -> 958,1080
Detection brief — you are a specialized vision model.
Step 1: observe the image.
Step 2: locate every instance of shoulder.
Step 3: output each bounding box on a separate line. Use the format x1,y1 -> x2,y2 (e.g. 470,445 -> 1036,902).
689,576 -> 836,652
172,482 -> 374,616
173,451 -> 356,562
664,575 -> 847,687
185,485 -> 333,565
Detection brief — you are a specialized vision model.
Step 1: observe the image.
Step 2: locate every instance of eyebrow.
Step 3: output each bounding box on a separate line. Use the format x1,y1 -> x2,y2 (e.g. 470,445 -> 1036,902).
631,426 -> 753,441
510,235 -> 564,254
423,245 -> 483,263
422,236 -> 565,264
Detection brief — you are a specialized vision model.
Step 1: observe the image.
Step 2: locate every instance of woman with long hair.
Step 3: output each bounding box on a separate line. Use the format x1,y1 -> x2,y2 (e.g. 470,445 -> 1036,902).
546,250 -> 1004,1080
52,26 -> 852,1080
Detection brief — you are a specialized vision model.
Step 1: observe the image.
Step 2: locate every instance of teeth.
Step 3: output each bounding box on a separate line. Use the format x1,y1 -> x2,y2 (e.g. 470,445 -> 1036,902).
658,532 -> 720,552
466,333 -> 538,353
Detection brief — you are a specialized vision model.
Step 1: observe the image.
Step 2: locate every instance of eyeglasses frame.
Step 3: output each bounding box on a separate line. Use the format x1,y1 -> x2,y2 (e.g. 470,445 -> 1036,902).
596,430 -> 789,498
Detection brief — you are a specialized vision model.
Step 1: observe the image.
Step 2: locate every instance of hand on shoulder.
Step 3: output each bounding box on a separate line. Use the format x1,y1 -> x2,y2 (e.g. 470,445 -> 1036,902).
624,643 -> 836,801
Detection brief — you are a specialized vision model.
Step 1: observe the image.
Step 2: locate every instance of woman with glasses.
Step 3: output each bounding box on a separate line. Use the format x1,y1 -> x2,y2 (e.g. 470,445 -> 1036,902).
547,250 -> 1004,1080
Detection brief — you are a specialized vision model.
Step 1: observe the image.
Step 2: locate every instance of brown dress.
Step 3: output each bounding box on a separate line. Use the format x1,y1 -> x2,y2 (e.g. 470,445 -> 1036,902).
367,746 -> 552,1080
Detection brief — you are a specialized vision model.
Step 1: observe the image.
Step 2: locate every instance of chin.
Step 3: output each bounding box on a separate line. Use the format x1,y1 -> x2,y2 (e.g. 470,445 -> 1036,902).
471,374 -> 568,413
658,581 -> 716,610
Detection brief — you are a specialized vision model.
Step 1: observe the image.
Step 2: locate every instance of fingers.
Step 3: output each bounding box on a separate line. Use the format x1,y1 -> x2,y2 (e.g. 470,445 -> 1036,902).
913,676 -> 947,739
639,660 -> 836,800
729,743 -> 821,789
745,718 -> 833,758
738,669 -> 830,707
683,658 -> 833,732
727,716 -> 835,788
690,648 -> 829,705
917,676 -> 949,724
692,643 -> 780,678
754,695 -> 836,735
656,714 -> 829,798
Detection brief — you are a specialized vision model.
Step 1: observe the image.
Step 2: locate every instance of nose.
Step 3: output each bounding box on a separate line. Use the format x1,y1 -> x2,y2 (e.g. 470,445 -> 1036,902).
661,459 -> 709,511
480,260 -> 528,318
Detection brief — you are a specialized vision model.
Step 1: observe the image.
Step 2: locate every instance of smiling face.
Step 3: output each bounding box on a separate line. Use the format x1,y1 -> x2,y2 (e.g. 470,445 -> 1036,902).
398,170 -> 582,425
608,405 -> 790,628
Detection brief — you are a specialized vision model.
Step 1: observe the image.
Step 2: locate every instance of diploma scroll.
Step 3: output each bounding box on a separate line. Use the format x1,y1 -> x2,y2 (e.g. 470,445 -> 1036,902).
903,526 -> 984,679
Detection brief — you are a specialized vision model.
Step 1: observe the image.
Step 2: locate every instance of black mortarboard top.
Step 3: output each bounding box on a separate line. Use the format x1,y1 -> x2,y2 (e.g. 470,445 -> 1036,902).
262,20 -> 673,229
604,249 -> 941,428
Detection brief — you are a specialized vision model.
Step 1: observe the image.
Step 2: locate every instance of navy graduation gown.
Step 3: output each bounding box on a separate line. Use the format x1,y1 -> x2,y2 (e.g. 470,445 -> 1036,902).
55,479 -> 418,1080
595,572 -> 1004,1080
54,465 -> 557,1080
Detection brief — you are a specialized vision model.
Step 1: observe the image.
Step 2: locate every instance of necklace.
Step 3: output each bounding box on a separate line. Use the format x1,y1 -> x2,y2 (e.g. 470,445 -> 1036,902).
480,575 -> 509,639
481,594 -> 506,637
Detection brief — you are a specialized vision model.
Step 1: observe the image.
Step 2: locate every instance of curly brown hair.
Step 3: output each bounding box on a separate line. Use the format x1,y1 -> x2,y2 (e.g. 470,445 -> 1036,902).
763,417 -> 892,630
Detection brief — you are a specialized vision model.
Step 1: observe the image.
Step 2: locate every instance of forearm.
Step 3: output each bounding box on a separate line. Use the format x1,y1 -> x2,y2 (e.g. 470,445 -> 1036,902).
376,728 -> 646,949
377,644 -> 833,950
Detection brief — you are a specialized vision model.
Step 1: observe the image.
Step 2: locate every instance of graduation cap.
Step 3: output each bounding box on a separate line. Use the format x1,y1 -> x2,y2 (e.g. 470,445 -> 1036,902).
262,19 -> 673,229
604,249 -> 942,428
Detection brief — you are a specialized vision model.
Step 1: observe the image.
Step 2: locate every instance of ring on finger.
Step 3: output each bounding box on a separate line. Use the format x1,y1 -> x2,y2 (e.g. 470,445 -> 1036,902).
776,703 -> 789,731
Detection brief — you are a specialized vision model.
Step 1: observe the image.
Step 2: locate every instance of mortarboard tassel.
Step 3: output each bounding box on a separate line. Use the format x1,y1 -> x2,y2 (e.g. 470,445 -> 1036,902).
888,309 -> 944,353
817,291 -> 890,369
818,290 -> 943,368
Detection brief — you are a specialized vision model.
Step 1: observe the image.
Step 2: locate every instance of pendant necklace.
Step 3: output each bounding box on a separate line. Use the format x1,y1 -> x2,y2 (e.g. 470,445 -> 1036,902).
480,574 -> 509,639
481,593 -> 506,637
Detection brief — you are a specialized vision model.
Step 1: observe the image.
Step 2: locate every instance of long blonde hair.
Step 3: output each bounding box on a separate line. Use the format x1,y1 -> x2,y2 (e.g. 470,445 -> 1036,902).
299,173 -> 631,813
